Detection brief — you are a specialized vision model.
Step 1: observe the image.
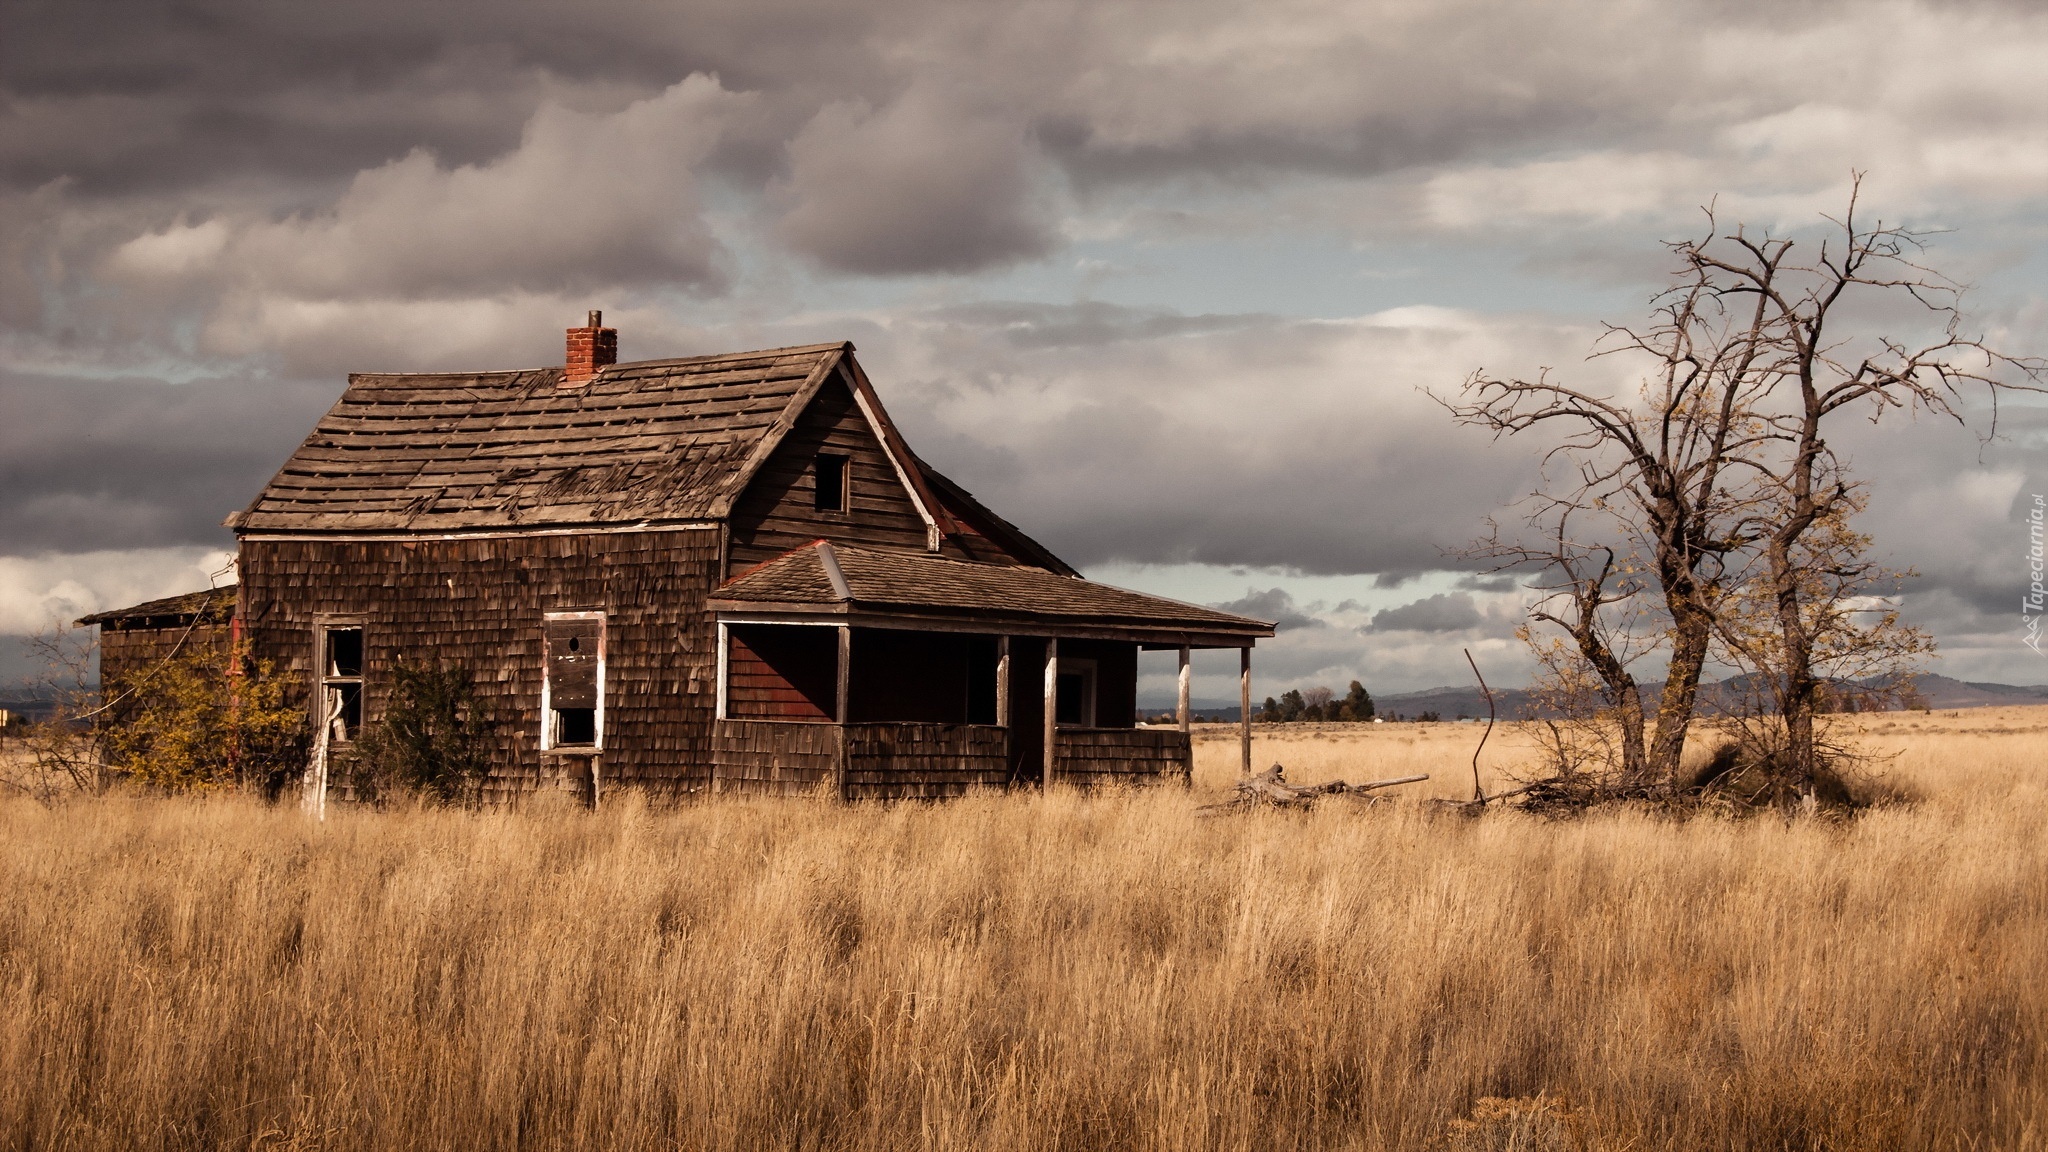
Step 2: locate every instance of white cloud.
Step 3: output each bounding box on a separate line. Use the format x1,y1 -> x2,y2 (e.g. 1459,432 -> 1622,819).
850,301 -> 1615,576
776,85 -> 1057,275
109,218 -> 230,278
0,548 -> 235,635
108,75 -> 748,302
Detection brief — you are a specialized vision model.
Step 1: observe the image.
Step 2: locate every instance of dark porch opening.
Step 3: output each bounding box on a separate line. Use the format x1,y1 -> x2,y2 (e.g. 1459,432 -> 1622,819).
848,630 -> 1000,724
726,624 -> 837,720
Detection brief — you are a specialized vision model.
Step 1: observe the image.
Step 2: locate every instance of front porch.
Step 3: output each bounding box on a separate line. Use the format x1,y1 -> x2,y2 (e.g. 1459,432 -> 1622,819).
705,542 -> 1275,798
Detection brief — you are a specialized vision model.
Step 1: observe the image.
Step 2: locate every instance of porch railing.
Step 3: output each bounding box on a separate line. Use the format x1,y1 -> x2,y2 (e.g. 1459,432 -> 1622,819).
1054,726 -> 1191,784
711,719 -> 1191,796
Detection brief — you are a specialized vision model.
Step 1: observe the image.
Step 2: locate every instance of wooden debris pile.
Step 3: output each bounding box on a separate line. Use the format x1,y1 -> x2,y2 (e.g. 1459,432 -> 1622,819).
1201,764 -> 1428,813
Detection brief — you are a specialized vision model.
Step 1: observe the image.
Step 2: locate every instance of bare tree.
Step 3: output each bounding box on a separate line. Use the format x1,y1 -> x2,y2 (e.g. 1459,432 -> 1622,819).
1482,504 -> 1653,785
7,625 -> 113,800
1446,219 -> 1776,791
1680,183 -> 2040,789
1451,180 -> 2041,802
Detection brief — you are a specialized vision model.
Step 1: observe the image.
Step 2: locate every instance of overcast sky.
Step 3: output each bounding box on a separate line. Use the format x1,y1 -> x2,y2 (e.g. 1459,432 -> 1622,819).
4,0 -> 2046,699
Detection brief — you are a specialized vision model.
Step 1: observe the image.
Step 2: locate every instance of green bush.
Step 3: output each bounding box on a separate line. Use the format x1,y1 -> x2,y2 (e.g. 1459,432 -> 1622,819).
104,640 -> 309,795
353,661 -> 489,803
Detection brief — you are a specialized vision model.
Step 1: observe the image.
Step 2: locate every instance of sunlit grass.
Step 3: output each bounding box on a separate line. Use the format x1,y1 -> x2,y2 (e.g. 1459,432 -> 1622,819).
3,709 -> 2044,1150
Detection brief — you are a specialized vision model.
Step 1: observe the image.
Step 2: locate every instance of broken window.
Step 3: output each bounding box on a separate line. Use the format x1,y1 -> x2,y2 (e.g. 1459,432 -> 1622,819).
813,452 -> 848,512
544,612 -> 605,750
320,625 -> 364,743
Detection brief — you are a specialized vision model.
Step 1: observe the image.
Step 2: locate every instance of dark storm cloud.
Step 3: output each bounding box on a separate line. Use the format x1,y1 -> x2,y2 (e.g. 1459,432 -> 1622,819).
1456,574 -> 1523,594
100,77 -> 744,301
0,0 -> 863,196
0,370 -> 336,552
5,0 -> 2048,695
1210,588 -> 1318,632
2,0 -> 1880,292
1369,593 -> 1483,633
1,0 -> 1672,196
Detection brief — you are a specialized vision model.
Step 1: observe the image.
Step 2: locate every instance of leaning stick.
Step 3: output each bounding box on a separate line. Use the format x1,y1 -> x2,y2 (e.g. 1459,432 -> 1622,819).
1464,648 -> 1494,805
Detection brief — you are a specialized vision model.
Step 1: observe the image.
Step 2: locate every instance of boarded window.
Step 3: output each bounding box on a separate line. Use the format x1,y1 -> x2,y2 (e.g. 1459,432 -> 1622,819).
813,453 -> 848,512
544,613 -> 604,750
320,626 -> 364,742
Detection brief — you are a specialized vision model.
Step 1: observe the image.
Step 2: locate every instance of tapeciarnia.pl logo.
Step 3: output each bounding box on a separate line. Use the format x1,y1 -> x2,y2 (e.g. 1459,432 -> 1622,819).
2027,493 -> 2045,655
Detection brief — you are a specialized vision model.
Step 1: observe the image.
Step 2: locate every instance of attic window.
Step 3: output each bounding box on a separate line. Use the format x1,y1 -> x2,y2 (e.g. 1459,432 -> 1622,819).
543,612 -> 605,752
814,453 -> 848,512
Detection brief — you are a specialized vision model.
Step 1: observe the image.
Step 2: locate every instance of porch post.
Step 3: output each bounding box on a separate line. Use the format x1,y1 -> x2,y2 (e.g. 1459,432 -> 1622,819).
1043,638 -> 1059,787
995,636 -> 1011,727
711,620 -> 728,795
1177,645 -> 1193,784
1239,646 -> 1253,778
714,621 -> 729,720
834,625 -> 852,801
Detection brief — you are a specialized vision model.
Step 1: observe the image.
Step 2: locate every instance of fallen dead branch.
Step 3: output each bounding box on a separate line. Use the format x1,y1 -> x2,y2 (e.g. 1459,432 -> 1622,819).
1200,764 -> 1428,813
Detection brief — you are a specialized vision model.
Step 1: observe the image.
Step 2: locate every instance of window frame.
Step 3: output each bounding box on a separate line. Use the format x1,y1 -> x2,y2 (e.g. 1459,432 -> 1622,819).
314,619 -> 366,744
813,452 -> 850,514
541,610 -> 606,754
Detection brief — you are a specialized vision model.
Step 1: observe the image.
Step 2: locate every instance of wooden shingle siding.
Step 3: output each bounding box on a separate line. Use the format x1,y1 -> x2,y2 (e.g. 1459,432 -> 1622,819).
239,528 -> 720,801
709,720 -> 1010,799
845,723 -> 1008,798
79,587 -> 242,732
97,624 -> 236,731
1055,728 -> 1190,784
726,375 -> 936,573
710,719 -> 837,795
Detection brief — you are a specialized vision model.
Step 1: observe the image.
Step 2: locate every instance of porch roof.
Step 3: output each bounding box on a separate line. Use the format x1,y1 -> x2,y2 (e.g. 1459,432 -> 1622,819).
709,541 -> 1274,646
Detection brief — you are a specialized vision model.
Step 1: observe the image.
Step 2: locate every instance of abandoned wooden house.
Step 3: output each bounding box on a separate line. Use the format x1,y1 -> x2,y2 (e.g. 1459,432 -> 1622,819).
80,314 -> 1273,801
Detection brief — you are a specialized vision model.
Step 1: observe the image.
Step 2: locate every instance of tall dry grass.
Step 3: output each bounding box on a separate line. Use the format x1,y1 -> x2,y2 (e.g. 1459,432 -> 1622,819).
3,713 -> 2046,1151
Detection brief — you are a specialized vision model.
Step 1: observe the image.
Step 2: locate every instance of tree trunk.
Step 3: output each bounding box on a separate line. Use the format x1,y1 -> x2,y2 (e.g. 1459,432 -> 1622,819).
1771,541 -> 1820,793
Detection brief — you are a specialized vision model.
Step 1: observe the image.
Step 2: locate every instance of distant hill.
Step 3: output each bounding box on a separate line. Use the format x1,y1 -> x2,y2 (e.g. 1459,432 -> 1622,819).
1373,685 -> 1536,720
1377,675 -> 2048,720
1901,675 -> 2048,709
0,692 -> 61,724
1155,673 -> 2048,724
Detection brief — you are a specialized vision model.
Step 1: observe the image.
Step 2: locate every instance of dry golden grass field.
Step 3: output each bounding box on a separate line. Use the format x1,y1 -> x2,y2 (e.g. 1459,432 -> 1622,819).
4,708 -> 2047,1151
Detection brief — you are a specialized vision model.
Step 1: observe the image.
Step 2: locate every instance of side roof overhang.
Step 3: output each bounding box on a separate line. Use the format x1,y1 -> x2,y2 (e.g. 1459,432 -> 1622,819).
77,585 -> 238,631
709,541 -> 1273,648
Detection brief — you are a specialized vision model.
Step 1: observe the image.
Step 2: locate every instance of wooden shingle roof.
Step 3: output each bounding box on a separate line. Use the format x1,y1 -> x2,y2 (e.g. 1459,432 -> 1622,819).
232,343 -> 851,533
78,585 -> 237,628
710,541 -> 1274,642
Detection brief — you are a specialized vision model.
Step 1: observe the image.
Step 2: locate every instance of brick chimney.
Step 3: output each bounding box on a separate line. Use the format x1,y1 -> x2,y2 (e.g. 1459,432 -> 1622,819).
563,310 -> 617,385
